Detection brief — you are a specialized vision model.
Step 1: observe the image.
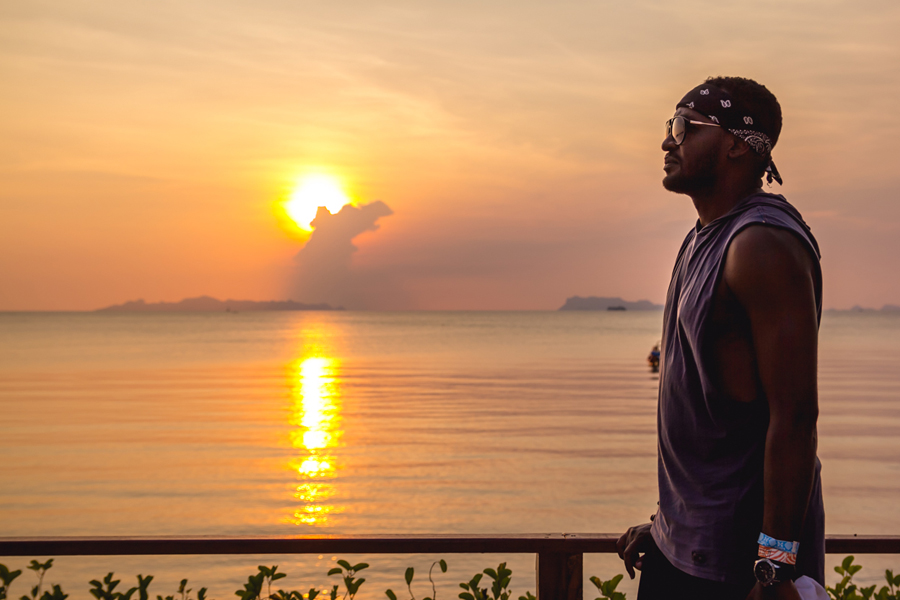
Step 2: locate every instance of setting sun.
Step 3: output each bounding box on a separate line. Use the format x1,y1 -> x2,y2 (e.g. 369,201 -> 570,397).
284,174 -> 351,231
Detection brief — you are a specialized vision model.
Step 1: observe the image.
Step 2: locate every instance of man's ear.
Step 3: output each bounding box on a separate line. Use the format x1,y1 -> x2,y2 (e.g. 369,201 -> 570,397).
726,136 -> 753,160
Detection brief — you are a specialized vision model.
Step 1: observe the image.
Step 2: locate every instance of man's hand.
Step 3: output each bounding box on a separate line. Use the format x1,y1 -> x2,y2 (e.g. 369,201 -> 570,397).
744,581 -> 802,600
616,523 -> 653,579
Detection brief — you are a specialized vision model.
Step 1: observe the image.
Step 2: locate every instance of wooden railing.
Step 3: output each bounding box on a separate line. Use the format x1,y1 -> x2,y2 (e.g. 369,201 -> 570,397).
2,535 -> 899,600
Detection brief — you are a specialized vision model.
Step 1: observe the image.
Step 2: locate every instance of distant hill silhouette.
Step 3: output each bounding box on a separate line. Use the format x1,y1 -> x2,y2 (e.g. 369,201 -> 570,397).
559,296 -> 663,311
96,296 -> 341,312
834,304 -> 900,313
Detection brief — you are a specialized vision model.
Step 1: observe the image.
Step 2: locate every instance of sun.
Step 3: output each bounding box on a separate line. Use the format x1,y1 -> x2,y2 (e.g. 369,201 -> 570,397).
284,174 -> 351,231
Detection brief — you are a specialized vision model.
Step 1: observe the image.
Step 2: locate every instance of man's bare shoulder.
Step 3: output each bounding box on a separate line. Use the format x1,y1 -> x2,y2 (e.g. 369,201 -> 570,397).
723,225 -> 816,306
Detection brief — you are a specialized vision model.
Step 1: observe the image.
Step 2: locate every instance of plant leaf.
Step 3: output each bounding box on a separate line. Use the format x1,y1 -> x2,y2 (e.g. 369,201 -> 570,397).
608,575 -> 623,591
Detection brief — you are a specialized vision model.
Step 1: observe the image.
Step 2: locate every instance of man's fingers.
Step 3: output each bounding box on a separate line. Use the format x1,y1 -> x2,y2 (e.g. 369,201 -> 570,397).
623,538 -> 640,579
615,532 -> 628,560
623,553 -> 635,580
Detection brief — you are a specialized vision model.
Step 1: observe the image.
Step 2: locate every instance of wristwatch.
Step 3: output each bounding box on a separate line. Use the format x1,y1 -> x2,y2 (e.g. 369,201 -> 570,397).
753,558 -> 795,586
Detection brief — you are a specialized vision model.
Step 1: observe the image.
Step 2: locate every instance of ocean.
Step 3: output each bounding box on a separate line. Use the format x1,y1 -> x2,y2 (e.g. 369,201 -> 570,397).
1,311 -> 899,598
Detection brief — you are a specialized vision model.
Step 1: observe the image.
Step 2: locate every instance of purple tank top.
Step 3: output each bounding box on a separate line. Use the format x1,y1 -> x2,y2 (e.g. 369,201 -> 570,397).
650,192 -> 825,585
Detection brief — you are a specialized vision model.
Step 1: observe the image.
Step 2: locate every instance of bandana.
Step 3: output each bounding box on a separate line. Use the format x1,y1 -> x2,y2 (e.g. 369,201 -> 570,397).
676,84 -> 783,185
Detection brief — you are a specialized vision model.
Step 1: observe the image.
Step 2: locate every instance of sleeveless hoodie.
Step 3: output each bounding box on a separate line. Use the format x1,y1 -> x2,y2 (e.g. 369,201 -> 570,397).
650,192 -> 826,586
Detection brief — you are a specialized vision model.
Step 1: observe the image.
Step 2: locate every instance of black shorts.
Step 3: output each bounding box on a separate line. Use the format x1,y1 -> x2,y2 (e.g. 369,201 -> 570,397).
637,541 -> 754,600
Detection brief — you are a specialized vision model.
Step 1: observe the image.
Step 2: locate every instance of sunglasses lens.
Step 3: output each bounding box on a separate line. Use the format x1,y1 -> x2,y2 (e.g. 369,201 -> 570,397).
672,116 -> 685,144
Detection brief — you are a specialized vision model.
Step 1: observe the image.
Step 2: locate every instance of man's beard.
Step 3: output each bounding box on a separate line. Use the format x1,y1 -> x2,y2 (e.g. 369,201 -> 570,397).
662,147 -> 719,194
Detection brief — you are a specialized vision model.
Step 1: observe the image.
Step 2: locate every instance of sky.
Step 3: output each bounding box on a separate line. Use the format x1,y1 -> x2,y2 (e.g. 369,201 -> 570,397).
2,0 -> 899,310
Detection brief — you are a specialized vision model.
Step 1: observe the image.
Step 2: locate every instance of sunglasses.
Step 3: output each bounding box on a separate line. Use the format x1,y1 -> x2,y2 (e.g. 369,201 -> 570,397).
666,116 -> 722,145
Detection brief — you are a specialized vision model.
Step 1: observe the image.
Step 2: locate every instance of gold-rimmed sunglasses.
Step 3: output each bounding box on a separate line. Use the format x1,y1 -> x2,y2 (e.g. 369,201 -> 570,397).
666,116 -> 722,145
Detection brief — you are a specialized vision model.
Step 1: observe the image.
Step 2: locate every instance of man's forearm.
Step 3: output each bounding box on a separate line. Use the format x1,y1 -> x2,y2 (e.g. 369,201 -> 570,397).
761,415 -> 818,543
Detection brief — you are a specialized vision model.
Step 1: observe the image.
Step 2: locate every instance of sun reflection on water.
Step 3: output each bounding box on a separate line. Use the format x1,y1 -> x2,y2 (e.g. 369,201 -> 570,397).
288,355 -> 343,526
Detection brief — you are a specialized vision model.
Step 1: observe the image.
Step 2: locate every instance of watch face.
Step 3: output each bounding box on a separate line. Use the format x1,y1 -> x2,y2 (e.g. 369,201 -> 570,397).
754,559 -> 777,585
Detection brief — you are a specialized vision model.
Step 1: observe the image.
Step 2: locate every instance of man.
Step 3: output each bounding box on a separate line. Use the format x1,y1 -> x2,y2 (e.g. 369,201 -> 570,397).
616,77 -> 825,600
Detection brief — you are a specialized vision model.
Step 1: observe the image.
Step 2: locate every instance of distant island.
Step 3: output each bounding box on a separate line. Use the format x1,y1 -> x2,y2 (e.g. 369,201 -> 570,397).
826,304 -> 900,313
558,296 -> 664,311
96,296 -> 341,312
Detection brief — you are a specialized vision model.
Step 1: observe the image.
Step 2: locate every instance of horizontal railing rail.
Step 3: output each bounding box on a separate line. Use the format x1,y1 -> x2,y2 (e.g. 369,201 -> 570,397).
3,535 -> 899,600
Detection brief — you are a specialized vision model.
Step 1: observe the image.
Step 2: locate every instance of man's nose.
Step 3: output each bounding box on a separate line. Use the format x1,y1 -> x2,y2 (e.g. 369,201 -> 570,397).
661,134 -> 677,152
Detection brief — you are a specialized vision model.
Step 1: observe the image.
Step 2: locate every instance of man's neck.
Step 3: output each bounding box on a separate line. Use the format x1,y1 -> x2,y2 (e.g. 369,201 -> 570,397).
691,182 -> 763,227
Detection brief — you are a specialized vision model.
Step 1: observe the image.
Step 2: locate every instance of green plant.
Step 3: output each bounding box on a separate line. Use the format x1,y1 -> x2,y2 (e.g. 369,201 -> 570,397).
259,567 -> 287,600
877,569 -> 900,600
37,585 -> 67,600
235,570 -> 265,600
90,572 -> 138,600
158,578 -> 205,600
385,560 -> 447,600
483,563 -> 512,600
21,559 -> 54,600
589,575 -> 625,600
270,590 -> 322,600
459,563 -> 528,600
827,556 -> 900,600
327,560 -> 368,600
457,572 -> 486,600
137,576 -> 154,600
1,566 -> 24,600
426,560 -> 448,600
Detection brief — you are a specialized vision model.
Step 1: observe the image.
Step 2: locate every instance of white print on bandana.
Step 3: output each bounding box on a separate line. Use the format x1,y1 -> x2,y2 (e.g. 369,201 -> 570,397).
729,129 -> 773,155
720,100 -> 732,108
700,89 -> 710,95
744,116 -> 754,124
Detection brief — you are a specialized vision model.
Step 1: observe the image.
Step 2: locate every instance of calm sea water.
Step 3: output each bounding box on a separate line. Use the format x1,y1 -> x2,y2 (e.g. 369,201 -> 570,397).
1,311 -> 899,597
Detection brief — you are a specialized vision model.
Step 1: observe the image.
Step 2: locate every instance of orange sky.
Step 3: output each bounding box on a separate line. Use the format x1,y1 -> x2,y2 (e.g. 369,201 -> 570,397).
2,0 -> 899,310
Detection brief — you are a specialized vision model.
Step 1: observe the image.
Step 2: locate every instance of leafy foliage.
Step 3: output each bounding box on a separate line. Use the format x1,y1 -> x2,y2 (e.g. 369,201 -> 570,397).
21,559 -> 55,600
385,560 -> 447,600
827,556 -> 900,600
459,563 -> 525,600
327,560 -> 368,600
89,572 -> 138,600
458,572 -> 486,600
6,553 -> 899,600
590,575 -> 625,600
234,570 -> 265,600
158,578 -> 205,600
0,565 -> 23,600
137,576 -> 153,600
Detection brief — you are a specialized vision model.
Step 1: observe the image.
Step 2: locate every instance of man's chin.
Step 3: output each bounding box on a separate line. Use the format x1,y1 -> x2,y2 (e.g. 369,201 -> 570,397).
662,173 -> 689,194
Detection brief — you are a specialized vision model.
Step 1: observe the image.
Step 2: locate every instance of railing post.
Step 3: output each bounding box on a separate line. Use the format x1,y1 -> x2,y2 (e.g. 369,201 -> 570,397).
536,551 -> 582,600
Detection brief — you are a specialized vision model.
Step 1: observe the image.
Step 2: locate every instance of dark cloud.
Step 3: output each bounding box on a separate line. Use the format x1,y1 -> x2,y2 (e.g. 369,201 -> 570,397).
289,201 -> 394,309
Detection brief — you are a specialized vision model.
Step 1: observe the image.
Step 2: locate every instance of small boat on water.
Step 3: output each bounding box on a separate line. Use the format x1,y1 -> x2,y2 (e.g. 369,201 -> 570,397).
648,342 -> 661,372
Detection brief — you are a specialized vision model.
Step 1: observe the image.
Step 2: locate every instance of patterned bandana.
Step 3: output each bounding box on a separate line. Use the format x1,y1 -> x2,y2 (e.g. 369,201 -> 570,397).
676,84 -> 783,185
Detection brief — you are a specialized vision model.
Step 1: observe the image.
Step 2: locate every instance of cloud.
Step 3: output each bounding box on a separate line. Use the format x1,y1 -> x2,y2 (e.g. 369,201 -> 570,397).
288,201 -> 394,308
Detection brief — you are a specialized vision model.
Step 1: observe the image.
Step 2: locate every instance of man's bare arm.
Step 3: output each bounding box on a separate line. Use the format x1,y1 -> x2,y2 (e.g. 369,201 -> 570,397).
724,225 -> 819,544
